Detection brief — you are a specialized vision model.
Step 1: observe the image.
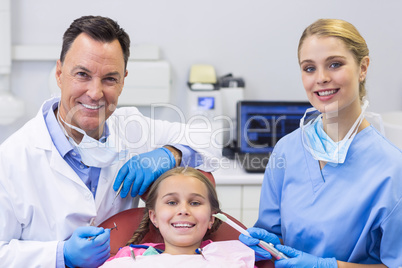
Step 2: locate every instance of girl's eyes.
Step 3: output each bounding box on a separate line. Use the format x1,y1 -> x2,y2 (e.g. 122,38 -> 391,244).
165,200 -> 202,206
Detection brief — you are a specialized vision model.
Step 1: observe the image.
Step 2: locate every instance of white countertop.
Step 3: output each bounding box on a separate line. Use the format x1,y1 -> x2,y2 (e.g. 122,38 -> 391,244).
211,158 -> 265,185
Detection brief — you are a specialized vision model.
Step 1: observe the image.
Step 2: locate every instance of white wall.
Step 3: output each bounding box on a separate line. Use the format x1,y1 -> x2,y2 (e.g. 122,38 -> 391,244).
1,0 -> 402,143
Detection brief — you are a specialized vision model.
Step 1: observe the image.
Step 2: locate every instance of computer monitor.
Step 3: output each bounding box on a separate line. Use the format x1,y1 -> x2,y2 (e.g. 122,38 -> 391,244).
237,101 -> 312,155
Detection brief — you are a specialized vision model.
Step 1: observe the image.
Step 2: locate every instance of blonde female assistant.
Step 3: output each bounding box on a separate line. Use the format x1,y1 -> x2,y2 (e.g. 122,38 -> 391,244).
240,19 -> 402,268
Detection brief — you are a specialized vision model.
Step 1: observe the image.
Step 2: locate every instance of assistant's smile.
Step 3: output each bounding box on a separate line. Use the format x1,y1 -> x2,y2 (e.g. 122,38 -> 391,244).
315,89 -> 339,96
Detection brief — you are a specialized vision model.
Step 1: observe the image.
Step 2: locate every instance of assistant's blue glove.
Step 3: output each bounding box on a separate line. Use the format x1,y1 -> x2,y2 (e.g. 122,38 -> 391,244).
114,147 -> 176,198
64,226 -> 110,268
239,227 -> 281,261
275,245 -> 337,268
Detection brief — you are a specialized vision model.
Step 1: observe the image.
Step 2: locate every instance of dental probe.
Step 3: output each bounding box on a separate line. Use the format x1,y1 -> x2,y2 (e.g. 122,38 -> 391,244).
88,222 -> 118,241
112,181 -> 124,205
213,213 -> 289,260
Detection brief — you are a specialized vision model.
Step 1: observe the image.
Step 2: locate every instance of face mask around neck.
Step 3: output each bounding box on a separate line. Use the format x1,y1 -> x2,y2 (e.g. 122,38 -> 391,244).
57,108 -> 127,168
300,99 -> 369,166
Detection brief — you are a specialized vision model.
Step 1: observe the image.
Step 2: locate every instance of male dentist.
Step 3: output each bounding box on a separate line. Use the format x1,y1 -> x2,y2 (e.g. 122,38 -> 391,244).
0,15 -> 220,267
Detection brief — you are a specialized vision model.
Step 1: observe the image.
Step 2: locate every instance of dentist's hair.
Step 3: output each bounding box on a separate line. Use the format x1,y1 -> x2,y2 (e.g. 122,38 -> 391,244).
60,15 -> 130,69
126,167 -> 222,245
298,19 -> 369,101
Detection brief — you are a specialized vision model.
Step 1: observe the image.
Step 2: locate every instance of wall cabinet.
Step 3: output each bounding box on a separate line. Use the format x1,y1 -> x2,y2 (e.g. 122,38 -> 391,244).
213,159 -> 264,228
216,184 -> 261,228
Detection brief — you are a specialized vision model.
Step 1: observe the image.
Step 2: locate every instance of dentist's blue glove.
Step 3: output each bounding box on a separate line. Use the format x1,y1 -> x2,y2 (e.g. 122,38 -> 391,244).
275,245 -> 337,268
64,226 -> 110,268
239,227 -> 281,261
114,147 -> 176,198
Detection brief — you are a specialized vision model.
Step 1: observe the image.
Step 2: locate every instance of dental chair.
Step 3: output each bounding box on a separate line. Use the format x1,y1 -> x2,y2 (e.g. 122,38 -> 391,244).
99,171 -> 273,268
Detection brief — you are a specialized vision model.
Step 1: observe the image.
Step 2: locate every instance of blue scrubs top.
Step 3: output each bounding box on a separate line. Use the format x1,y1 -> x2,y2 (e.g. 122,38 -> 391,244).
255,125 -> 402,267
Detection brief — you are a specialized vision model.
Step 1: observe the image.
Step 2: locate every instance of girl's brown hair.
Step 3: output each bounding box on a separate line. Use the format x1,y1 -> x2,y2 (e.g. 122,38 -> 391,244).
126,167 -> 222,245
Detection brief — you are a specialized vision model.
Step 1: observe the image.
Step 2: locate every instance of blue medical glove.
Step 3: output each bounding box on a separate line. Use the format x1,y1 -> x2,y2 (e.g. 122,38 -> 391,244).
64,226 -> 110,268
114,147 -> 176,198
275,245 -> 337,268
239,227 -> 281,261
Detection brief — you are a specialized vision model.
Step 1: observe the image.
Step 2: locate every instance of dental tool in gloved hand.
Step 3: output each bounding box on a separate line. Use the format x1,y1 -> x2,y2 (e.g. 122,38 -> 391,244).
112,181 -> 124,205
64,226 -> 111,268
88,222 -> 118,241
213,213 -> 289,260
113,148 -> 176,200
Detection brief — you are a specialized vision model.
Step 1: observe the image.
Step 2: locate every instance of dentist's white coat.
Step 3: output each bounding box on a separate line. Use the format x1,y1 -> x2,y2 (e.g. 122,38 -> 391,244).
0,98 -> 220,267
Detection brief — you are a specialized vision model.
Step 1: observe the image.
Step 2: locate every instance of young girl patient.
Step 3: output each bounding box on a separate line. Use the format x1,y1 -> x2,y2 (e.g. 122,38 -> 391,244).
101,167 -> 255,268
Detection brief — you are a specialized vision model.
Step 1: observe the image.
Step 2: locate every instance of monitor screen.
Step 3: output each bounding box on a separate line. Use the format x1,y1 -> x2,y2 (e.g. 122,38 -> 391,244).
237,101 -> 312,154
198,96 -> 215,110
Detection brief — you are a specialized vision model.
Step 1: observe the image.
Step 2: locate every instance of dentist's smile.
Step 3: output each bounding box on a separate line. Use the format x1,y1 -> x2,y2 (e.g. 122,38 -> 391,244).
81,103 -> 104,110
